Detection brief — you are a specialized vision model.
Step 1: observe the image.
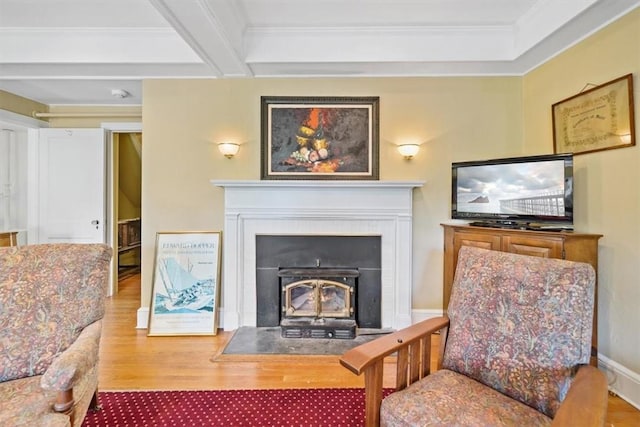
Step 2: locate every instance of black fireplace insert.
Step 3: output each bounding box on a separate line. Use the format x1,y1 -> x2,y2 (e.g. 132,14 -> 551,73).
255,235 -> 382,335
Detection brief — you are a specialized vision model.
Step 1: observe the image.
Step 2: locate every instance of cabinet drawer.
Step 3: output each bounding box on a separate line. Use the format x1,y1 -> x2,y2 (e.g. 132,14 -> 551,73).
454,231 -> 501,250
501,236 -> 563,259
453,232 -> 500,267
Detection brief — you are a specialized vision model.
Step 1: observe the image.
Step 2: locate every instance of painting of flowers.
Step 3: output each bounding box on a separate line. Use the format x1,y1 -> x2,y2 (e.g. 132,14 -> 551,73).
261,96 -> 379,180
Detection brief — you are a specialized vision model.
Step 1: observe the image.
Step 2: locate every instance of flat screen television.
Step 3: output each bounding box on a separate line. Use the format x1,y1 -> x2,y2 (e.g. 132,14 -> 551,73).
451,153 -> 574,229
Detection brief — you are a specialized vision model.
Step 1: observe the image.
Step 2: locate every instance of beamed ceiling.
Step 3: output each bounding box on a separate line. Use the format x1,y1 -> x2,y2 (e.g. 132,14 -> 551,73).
0,0 -> 639,105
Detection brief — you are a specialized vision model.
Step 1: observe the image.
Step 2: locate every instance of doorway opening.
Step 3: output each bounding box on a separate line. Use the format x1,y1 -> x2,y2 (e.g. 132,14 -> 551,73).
114,132 -> 142,289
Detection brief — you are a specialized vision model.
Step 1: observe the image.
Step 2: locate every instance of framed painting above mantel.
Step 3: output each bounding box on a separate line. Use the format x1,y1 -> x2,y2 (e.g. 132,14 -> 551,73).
260,96 -> 379,180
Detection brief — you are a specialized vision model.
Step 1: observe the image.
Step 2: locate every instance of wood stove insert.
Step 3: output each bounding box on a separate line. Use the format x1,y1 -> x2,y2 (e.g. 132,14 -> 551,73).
279,268 -> 358,339
256,235 -> 382,332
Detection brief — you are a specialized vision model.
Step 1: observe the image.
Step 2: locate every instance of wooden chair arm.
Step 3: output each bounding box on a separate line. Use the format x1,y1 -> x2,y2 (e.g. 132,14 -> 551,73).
339,317 -> 450,427
340,316 -> 450,375
551,365 -> 608,427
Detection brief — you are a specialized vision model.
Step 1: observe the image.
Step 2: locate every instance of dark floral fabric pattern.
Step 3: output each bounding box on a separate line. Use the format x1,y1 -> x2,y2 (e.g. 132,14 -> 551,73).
381,369 -> 552,426
442,246 -> 595,418
0,244 -> 111,382
0,243 -> 111,426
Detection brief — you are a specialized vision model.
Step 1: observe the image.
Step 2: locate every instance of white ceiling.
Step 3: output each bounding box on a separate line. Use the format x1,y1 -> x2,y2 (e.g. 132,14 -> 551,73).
1,0 -> 638,106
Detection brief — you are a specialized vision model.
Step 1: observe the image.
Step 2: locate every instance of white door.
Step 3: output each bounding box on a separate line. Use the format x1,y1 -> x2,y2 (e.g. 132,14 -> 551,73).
37,128 -> 106,243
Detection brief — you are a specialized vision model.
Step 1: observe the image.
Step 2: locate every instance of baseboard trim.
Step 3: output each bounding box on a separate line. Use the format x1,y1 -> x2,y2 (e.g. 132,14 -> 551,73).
411,309 -> 444,323
136,307 -> 149,329
218,308 -> 225,330
598,353 -> 640,410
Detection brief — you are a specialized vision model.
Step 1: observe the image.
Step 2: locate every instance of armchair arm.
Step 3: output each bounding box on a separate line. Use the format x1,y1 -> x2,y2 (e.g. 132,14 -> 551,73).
340,316 -> 450,427
551,365 -> 608,427
40,320 -> 103,412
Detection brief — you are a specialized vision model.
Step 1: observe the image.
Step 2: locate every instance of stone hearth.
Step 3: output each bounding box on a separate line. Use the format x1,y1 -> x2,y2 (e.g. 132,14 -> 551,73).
211,180 -> 423,331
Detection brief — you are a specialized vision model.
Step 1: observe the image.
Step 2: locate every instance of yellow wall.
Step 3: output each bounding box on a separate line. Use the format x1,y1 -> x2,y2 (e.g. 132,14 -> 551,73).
523,8 -> 640,372
116,132 -> 142,267
0,90 -> 49,119
118,132 -> 142,220
141,77 -> 523,309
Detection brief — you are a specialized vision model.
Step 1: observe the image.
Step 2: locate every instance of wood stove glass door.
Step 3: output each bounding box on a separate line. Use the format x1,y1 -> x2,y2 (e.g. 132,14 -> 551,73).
283,279 -> 352,319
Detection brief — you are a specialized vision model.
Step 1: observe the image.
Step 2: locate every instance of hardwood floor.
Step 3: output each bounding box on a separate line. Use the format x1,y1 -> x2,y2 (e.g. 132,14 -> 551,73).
100,273 -> 640,426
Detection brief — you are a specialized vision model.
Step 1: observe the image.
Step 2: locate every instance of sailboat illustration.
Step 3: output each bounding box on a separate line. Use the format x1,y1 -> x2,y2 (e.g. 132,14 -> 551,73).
155,257 -> 215,313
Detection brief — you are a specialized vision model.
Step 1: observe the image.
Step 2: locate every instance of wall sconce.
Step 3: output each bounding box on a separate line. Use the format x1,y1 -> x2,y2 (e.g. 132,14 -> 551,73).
218,142 -> 240,159
397,144 -> 420,160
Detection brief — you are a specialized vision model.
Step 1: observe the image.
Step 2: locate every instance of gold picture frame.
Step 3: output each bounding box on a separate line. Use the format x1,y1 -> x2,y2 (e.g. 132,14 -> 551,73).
260,96 -> 380,180
552,73 -> 635,155
148,231 -> 222,336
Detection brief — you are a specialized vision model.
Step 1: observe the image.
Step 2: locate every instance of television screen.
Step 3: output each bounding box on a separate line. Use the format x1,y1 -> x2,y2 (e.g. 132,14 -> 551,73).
451,153 -> 573,228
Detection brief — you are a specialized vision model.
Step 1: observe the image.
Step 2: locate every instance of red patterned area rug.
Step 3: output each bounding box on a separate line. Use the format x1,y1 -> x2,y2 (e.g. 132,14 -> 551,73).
82,388 -> 393,427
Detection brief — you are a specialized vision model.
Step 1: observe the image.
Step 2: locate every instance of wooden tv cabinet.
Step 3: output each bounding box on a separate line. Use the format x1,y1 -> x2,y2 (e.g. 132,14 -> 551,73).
442,223 -> 602,364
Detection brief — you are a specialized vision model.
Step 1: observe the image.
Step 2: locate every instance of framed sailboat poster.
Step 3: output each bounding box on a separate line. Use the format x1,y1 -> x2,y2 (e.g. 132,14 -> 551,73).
148,231 -> 222,336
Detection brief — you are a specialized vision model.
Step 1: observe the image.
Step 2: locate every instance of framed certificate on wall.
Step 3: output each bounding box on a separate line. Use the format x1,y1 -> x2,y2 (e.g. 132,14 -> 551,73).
552,74 -> 635,155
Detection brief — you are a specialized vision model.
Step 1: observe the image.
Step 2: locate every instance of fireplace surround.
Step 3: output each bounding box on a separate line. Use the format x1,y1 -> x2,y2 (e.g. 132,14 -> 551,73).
212,180 -> 423,331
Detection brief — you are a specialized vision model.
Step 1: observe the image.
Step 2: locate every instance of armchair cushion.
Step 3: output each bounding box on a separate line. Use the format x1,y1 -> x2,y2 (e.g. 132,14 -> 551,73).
0,244 -> 111,383
381,369 -> 551,427
442,246 -> 595,418
0,243 -> 111,427
341,246 -> 606,427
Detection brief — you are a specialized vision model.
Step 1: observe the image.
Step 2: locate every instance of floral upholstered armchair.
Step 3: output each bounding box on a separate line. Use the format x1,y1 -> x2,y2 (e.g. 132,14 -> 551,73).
0,243 -> 112,427
341,246 -> 608,427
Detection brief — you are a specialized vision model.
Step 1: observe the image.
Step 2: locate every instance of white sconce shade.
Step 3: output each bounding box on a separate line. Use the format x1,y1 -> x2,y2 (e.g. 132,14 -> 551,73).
397,144 -> 420,160
218,142 -> 240,159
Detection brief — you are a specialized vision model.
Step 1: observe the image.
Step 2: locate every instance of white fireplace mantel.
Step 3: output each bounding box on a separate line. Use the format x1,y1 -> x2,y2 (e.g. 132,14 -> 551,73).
211,180 -> 424,331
